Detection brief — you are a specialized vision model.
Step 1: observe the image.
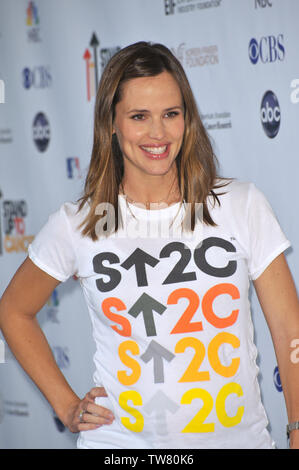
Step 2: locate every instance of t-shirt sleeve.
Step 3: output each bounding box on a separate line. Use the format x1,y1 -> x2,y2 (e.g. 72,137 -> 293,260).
27,204 -> 78,282
247,183 -> 291,281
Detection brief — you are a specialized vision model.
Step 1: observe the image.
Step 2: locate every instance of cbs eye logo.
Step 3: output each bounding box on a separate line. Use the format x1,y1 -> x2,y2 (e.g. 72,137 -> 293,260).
260,90 -> 281,138
248,35 -> 284,65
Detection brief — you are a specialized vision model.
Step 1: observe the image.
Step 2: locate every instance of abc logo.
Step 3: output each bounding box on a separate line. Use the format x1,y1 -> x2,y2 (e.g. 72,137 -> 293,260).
260,90 -> 281,138
32,112 -> 50,152
273,365 -> 283,392
248,35 -> 284,64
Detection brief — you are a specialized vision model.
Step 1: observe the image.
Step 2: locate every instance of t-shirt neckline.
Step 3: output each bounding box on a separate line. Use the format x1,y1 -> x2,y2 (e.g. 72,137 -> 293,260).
118,194 -> 185,221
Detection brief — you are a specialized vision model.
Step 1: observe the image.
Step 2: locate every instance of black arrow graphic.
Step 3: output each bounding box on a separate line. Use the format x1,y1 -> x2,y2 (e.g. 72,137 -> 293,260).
89,32 -> 100,90
140,340 -> 175,383
128,293 -> 166,336
121,248 -> 159,287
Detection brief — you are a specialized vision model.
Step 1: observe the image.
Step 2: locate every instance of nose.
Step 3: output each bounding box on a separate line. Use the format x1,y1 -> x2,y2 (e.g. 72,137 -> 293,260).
148,117 -> 166,140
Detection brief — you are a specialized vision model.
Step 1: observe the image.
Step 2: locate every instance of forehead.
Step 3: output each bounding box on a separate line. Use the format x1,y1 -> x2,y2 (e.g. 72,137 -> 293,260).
118,72 -> 183,108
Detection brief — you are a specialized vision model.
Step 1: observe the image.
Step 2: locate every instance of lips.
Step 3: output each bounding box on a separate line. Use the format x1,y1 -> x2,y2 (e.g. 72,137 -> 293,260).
140,144 -> 170,159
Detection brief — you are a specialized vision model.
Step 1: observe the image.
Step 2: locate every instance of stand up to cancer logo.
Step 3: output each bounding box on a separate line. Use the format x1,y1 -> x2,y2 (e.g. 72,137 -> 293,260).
2,200 -> 34,253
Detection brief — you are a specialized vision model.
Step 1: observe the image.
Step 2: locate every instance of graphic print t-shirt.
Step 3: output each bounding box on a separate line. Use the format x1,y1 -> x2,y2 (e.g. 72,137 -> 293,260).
28,180 -> 291,449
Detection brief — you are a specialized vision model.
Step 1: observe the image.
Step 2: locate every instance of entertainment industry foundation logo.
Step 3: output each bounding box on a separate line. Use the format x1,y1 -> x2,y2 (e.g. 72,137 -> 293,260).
248,34 -> 285,64
2,199 -> 34,254
0,128 -> 13,144
164,0 -> 222,15
32,112 -> 50,152
260,90 -> 280,138
0,384 -> 30,419
22,66 -> 52,89
3,400 -> 29,418
26,1 -> 41,42
201,111 -> 232,131
171,43 -> 219,68
83,33 -> 121,101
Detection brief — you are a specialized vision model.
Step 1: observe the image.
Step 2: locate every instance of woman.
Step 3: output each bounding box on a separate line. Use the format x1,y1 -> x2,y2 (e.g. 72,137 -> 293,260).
0,42 -> 298,449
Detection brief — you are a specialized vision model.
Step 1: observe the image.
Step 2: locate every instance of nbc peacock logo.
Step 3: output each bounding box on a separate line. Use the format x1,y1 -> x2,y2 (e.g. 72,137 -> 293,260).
26,1 -> 39,26
26,1 -> 41,42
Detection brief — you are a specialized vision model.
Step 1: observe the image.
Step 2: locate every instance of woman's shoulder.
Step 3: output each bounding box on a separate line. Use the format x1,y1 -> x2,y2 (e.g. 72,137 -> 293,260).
206,178 -> 257,229
55,199 -> 90,233
60,200 -> 87,216
208,178 -> 262,221
213,177 -> 253,203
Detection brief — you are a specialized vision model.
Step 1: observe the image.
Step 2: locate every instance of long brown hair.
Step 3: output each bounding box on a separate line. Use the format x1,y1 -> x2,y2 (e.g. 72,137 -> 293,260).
77,41 -> 234,239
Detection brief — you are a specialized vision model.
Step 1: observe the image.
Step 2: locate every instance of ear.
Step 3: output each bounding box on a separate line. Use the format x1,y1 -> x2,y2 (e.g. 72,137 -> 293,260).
112,128 -> 118,140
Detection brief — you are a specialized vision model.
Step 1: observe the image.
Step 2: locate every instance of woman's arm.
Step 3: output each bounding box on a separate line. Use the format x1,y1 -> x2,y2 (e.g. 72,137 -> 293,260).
253,252 -> 299,449
0,257 -> 114,432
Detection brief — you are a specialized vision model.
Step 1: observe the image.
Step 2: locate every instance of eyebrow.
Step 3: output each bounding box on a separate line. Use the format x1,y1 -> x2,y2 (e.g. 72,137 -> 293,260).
126,106 -> 183,114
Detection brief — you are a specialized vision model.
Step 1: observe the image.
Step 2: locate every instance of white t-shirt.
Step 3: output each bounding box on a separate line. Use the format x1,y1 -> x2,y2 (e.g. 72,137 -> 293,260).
28,180 -> 291,449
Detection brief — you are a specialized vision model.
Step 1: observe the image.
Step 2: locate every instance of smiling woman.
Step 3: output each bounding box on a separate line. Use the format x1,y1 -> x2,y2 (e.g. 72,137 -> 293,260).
0,41 -> 298,450
77,41 -> 232,240
112,72 -> 185,205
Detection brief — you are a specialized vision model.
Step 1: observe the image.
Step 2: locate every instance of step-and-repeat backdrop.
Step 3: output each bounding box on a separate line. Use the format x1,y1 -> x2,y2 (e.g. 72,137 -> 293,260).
0,0 -> 298,449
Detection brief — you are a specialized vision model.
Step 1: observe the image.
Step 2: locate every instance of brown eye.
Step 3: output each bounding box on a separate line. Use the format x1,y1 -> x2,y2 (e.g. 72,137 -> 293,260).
131,114 -> 145,120
165,111 -> 179,118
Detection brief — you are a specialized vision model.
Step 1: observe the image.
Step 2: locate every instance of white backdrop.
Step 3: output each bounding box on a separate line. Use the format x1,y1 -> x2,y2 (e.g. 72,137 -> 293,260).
0,0 -> 298,449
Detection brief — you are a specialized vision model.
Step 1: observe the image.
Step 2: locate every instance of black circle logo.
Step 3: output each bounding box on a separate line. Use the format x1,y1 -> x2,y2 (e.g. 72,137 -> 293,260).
260,90 -> 280,138
23,67 -> 33,89
273,365 -> 282,392
248,38 -> 259,64
32,112 -> 50,152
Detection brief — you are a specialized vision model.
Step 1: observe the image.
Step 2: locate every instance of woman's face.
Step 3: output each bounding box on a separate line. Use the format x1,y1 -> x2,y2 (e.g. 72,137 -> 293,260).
113,71 -> 185,180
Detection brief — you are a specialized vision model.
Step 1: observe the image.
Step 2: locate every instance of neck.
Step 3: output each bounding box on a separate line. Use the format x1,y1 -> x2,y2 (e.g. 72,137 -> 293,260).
120,173 -> 181,208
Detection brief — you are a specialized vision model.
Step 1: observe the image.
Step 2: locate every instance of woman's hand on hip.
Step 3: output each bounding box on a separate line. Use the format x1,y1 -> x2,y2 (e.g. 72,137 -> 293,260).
66,386 -> 115,433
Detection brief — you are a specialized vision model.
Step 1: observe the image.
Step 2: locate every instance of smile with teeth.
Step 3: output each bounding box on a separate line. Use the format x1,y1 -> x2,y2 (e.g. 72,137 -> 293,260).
140,145 -> 168,156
